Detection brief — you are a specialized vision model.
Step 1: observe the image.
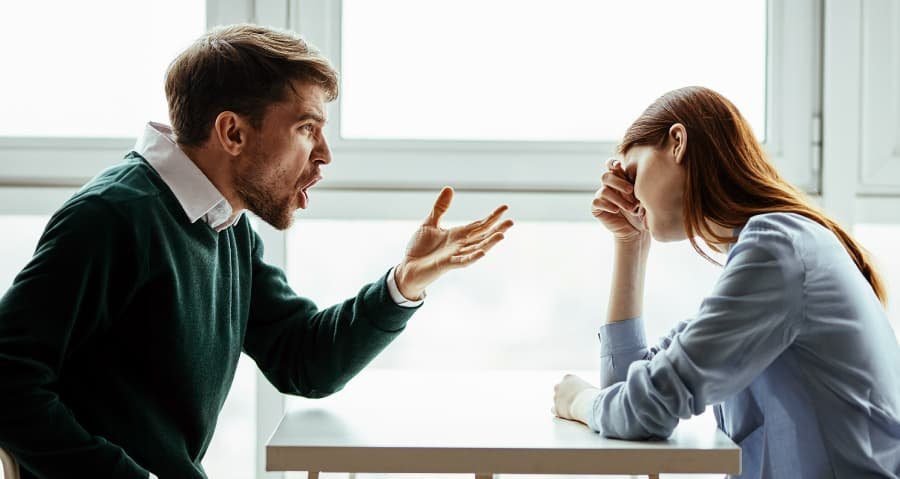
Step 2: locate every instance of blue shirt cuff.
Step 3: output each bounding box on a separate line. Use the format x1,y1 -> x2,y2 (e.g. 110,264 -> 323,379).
597,317 -> 647,356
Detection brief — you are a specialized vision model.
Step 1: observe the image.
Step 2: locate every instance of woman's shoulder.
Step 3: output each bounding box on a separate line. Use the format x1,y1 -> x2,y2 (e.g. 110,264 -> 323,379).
735,212 -> 847,271
743,211 -> 818,236
738,212 -> 831,249
728,212 -> 817,269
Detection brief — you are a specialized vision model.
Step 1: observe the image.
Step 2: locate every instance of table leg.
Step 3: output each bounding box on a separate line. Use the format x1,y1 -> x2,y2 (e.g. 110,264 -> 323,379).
475,474 -> 494,479
648,474 -> 660,479
307,471 -> 320,479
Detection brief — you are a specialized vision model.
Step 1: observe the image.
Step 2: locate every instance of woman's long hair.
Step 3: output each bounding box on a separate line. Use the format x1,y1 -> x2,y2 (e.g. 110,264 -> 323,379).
619,86 -> 887,305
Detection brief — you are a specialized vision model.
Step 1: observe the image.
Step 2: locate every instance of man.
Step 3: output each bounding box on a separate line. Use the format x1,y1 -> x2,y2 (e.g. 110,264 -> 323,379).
0,24 -> 513,478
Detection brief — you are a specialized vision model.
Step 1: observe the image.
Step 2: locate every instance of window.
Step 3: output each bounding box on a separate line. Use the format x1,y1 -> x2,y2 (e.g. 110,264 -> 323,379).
202,354 -> 257,479
286,218 -> 723,371
340,0 -> 766,142
0,216 -> 50,290
1,0 -> 206,138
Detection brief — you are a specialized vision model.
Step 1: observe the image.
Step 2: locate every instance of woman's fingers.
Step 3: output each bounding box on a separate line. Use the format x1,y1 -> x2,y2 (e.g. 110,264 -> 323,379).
594,181 -> 640,212
601,169 -> 634,195
591,196 -> 620,215
602,187 -> 639,214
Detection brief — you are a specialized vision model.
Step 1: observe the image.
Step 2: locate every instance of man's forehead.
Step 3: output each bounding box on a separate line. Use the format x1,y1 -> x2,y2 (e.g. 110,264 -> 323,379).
285,81 -> 328,119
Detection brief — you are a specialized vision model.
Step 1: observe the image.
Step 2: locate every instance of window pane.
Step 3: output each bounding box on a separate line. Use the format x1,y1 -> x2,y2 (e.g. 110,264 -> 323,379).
1,1 -> 205,138
286,220 -> 724,370
854,224 -> 900,339
341,0 -> 766,142
201,354 -> 257,479
0,216 -> 49,291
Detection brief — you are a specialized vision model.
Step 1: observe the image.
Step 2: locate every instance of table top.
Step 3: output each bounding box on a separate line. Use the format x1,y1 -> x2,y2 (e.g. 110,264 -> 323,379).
266,369 -> 740,475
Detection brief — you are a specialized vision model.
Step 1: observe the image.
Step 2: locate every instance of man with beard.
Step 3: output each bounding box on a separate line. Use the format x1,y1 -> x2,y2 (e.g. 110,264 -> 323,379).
0,24 -> 513,479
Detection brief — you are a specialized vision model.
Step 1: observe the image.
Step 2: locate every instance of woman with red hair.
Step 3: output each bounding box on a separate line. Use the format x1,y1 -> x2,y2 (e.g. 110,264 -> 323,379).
553,86 -> 900,478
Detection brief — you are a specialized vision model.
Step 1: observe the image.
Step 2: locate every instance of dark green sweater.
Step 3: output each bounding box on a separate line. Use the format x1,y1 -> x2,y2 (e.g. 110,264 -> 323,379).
0,153 -> 418,478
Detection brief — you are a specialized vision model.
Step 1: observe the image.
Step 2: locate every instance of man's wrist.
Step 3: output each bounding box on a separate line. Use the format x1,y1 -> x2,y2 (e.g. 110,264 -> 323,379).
387,265 -> 425,307
394,263 -> 424,300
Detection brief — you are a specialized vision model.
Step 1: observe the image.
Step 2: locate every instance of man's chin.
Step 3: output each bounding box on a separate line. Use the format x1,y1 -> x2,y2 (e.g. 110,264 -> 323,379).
252,204 -> 296,231
267,213 -> 295,231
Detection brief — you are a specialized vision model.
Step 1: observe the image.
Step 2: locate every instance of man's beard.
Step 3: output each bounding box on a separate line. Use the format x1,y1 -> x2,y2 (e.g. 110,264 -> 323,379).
234,159 -> 296,231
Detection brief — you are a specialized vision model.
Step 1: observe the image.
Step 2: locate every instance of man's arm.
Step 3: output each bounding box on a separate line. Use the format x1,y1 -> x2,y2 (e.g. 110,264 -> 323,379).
0,198 -> 152,478
242,232 -> 419,397
243,187 -> 513,397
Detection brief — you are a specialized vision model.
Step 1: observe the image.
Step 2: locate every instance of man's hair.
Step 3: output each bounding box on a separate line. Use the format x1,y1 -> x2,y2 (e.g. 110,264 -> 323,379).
165,24 -> 339,147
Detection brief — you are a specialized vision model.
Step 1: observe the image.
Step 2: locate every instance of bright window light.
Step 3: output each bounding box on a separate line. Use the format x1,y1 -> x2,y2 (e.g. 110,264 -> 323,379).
340,0 -> 766,142
1,1 -> 205,138
286,219 -> 724,370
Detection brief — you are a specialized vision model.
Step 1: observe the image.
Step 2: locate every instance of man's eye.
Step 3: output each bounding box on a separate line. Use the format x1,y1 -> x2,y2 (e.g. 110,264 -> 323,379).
299,124 -> 314,133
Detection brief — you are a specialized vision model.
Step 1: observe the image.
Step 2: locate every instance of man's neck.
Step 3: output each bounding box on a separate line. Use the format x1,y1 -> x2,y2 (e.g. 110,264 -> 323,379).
178,142 -> 245,212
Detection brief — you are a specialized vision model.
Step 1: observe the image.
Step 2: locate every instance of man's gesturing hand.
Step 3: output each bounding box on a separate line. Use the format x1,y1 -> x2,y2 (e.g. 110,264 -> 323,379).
394,187 -> 514,300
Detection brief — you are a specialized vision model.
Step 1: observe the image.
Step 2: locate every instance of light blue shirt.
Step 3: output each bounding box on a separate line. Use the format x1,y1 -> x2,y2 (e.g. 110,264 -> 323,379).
585,213 -> 900,478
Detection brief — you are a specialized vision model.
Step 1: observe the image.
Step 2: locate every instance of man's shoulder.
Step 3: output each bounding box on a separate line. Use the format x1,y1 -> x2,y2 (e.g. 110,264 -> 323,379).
75,155 -> 163,205
50,155 -> 171,236
66,154 -> 177,219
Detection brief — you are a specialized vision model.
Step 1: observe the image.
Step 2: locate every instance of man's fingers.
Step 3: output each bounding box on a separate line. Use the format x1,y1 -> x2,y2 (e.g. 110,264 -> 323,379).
466,204 -> 509,233
466,218 -> 514,244
424,186 -> 454,226
459,231 -> 505,255
448,250 -> 486,267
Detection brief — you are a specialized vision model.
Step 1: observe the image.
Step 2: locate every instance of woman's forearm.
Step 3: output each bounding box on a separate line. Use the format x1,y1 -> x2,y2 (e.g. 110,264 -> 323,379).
606,235 -> 650,323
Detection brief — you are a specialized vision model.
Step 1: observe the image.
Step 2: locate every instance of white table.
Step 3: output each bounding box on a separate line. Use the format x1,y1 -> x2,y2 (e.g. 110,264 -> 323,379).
266,370 -> 740,479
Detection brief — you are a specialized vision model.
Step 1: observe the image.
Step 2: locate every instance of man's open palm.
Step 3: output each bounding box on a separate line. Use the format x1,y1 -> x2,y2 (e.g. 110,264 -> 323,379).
395,187 -> 514,299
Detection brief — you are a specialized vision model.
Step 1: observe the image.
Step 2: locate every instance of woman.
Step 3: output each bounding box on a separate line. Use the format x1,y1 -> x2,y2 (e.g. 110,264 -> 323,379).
552,86 -> 900,478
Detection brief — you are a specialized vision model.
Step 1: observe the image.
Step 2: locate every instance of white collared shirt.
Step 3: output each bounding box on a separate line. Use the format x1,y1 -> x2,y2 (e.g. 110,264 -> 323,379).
132,122 -> 423,307
134,122 -> 241,232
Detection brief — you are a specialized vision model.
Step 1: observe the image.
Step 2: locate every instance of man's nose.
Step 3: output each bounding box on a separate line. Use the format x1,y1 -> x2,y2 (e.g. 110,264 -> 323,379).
315,136 -> 332,165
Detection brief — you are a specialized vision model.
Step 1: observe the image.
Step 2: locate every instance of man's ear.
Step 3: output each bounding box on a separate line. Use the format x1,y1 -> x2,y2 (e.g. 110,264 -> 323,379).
668,123 -> 687,164
213,111 -> 248,156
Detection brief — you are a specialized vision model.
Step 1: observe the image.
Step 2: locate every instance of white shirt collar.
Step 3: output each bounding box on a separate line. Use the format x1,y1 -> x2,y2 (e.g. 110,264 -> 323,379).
134,122 -> 243,232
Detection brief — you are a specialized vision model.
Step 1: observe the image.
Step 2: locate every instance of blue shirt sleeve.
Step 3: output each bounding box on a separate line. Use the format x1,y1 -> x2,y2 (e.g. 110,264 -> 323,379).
598,317 -> 691,389
588,221 -> 806,439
